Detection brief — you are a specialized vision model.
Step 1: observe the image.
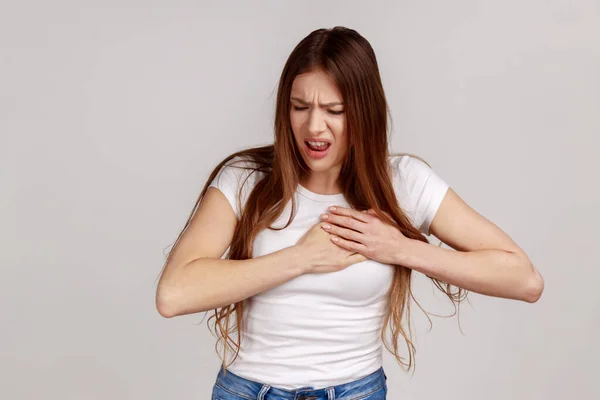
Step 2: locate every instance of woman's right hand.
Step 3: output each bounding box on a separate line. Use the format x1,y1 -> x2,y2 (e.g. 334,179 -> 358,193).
296,222 -> 368,274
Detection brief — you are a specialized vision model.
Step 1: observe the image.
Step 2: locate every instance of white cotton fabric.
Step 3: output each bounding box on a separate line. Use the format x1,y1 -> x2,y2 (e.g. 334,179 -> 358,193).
208,154 -> 449,389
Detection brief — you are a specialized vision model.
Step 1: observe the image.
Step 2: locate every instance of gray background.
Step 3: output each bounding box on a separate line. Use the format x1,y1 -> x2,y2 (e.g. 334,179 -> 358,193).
2,1 -> 598,399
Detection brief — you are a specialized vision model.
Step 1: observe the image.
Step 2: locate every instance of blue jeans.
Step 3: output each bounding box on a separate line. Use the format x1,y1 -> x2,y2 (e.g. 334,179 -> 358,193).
211,366 -> 387,400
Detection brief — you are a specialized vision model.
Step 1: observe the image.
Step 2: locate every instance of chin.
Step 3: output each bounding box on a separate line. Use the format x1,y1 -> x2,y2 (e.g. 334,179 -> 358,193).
302,156 -> 341,173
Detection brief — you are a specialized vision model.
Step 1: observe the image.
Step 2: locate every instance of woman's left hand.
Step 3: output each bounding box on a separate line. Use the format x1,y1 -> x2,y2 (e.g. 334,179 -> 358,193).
319,206 -> 412,266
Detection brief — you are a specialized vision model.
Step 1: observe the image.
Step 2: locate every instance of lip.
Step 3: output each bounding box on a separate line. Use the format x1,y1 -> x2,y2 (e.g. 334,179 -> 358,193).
304,139 -> 331,160
305,138 -> 332,145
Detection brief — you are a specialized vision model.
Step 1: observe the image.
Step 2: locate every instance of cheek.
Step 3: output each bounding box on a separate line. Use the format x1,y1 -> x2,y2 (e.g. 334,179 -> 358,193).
331,120 -> 347,148
290,113 -> 304,135
290,114 -> 301,140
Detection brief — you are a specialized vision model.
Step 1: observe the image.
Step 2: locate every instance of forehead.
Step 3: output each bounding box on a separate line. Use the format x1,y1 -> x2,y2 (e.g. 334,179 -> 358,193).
290,69 -> 342,100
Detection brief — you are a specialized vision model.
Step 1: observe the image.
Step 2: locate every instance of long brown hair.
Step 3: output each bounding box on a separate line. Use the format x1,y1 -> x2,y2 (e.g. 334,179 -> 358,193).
162,26 -> 467,373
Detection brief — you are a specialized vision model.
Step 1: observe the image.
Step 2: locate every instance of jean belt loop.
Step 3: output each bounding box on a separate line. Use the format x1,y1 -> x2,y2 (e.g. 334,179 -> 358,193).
327,387 -> 335,400
257,384 -> 271,400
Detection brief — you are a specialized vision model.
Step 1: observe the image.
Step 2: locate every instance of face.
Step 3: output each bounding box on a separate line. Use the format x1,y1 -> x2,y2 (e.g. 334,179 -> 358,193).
290,69 -> 348,178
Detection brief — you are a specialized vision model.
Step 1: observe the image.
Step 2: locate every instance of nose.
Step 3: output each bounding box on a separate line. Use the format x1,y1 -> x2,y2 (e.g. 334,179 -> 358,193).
307,109 -> 326,135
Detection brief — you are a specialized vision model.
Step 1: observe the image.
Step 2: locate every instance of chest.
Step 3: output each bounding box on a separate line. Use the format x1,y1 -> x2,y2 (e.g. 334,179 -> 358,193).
252,196 -> 395,305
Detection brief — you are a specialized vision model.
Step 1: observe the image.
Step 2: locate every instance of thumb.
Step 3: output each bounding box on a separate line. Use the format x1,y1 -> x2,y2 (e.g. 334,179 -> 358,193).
344,253 -> 367,267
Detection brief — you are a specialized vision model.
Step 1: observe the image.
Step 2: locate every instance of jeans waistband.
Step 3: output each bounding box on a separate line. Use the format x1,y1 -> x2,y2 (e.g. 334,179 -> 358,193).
213,366 -> 387,400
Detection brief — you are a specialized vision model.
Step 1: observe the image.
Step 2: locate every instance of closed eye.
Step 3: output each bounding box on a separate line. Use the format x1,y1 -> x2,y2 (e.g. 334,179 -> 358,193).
292,105 -> 344,115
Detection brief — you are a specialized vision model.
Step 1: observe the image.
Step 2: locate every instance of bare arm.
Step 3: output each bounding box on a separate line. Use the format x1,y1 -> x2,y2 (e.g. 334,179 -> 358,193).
319,188 -> 543,303
157,246 -> 309,317
403,188 -> 543,302
156,182 -> 368,318
155,187 -> 307,317
158,241 -> 362,318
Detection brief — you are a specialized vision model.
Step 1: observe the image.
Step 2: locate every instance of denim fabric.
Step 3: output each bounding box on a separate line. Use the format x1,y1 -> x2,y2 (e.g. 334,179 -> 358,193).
211,366 -> 387,400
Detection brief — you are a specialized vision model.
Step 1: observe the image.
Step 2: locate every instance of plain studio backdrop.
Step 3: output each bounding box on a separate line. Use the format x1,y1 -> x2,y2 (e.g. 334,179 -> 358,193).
2,1 -> 599,399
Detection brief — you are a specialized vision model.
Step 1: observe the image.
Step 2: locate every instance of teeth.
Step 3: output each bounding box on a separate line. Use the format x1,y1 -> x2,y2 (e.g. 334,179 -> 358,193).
307,141 -> 329,148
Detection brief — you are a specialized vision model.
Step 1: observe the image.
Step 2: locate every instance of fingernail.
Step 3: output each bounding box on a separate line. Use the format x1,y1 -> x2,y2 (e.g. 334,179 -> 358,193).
329,206 -> 336,211
321,213 -> 328,219
322,224 -> 331,229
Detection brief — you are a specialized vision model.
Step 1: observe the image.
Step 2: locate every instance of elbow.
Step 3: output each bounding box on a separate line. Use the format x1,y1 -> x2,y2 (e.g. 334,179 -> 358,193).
156,299 -> 176,319
156,286 -> 179,318
522,267 -> 544,303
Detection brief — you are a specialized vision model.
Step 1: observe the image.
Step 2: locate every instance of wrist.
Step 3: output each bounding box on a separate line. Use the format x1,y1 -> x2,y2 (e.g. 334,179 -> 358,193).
287,245 -> 313,275
393,236 -> 421,268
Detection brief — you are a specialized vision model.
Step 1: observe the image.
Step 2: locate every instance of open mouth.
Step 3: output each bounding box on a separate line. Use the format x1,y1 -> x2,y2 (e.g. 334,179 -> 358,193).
304,140 -> 331,159
306,140 -> 330,151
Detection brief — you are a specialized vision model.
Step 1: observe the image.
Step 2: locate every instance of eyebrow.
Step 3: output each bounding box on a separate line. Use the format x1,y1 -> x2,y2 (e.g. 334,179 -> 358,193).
290,97 -> 344,107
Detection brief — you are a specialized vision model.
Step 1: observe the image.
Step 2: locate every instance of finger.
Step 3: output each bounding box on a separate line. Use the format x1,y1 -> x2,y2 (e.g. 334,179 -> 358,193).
323,213 -> 368,233
367,209 -> 382,217
367,208 -> 391,220
330,235 -> 368,253
321,223 -> 363,243
328,206 -> 371,223
341,253 -> 368,268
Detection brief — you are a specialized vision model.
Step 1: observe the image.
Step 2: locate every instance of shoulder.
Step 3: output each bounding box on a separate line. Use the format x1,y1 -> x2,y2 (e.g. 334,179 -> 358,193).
388,153 -> 450,235
388,153 -> 436,183
209,154 -> 266,218
213,155 -> 265,186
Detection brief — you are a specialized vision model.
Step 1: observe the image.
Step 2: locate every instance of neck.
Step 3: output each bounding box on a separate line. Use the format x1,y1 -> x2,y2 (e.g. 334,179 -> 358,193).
299,169 -> 343,195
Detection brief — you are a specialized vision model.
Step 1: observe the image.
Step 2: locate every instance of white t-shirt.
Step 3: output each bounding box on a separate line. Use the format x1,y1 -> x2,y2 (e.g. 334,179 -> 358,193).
208,154 -> 449,389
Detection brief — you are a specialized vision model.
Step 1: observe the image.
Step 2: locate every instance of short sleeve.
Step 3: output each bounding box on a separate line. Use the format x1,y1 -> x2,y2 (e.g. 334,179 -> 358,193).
390,155 -> 450,235
208,156 -> 262,219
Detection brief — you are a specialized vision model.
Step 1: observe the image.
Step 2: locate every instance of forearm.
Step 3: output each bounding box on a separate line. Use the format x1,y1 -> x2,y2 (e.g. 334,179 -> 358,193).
157,246 -> 307,317
398,240 -> 544,303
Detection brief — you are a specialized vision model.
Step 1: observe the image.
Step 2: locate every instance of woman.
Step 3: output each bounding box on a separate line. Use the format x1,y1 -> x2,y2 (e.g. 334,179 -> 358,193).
155,26 -> 544,400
